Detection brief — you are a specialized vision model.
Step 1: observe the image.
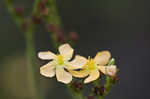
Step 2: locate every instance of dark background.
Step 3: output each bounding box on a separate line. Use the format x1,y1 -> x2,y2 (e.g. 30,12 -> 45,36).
0,0 -> 150,99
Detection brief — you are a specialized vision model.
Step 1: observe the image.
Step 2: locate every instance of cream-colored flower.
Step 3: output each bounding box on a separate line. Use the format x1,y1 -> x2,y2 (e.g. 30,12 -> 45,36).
38,43 -> 87,84
69,51 -> 117,84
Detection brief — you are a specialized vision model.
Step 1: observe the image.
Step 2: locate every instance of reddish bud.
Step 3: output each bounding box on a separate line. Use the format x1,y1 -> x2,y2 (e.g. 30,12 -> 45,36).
93,86 -> 105,95
87,96 -> 94,99
41,7 -> 49,16
47,24 -> 57,32
112,76 -> 119,84
69,32 -> 79,41
37,2 -> 45,11
32,15 -> 41,24
42,0 -> 48,4
22,19 -> 31,31
56,31 -> 65,43
71,81 -> 83,91
37,2 -> 49,16
15,7 -> 24,16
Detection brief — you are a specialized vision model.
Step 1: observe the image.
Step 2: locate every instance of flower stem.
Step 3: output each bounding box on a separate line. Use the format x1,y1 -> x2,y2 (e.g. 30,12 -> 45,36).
103,58 -> 116,97
43,1 -> 84,98
25,25 -> 43,99
5,0 -> 43,99
67,84 -> 84,99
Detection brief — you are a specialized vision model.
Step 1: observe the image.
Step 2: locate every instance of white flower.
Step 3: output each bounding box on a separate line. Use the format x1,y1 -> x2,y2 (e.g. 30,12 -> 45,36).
38,43 -> 87,84
69,51 -> 117,84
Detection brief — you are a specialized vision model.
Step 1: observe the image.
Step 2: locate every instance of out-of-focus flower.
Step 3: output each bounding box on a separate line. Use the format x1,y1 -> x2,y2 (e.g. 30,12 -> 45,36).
38,43 -> 87,84
69,51 -> 117,83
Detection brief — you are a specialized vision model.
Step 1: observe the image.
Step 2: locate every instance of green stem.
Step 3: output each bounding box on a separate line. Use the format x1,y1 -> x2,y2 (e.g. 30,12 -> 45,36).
25,26 -> 42,99
32,0 -> 40,14
92,80 -> 104,99
5,0 -> 23,26
103,77 -> 113,96
5,0 -> 43,99
103,58 -> 116,97
67,85 -> 84,99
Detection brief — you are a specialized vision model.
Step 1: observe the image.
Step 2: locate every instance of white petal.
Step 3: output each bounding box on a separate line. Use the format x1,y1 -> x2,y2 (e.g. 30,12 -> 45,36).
58,43 -> 74,60
69,70 -> 89,78
94,51 -> 111,65
38,51 -> 56,60
106,65 -> 117,77
40,62 -> 55,77
98,66 -> 107,74
84,70 -> 100,84
67,55 -> 87,69
56,67 -> 72,84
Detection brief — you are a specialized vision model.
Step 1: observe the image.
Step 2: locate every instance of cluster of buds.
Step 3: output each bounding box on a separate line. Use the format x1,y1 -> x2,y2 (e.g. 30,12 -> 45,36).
47,24 -> 66,43
71,81 -> 83,91
93,86 -> 105,96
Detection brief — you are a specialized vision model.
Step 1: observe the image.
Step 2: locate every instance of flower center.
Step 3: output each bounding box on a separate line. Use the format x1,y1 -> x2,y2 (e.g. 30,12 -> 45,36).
86,59 -> 97,70
57,55 -> 64,66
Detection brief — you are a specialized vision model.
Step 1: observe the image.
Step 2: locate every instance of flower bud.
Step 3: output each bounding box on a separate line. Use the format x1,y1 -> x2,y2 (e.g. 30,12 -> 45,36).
15,6 -> 24,16
37,2 -> 45,11
41,7 -> 49,16
22,18 -> 31,31
71,81 -> 83,91
47,24 -> 57,32
93,86 -> 105,95
56,32 -> 65,43
106,65 -> 117,77
32,15 -> 42,24
37,2 -> 49,16
69,32 -> 79,41
42,0 -> 48,4
87,95 -> 94,99
112,76 -> 119,84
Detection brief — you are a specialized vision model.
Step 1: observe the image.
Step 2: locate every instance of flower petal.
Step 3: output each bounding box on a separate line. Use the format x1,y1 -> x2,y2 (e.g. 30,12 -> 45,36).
94,51 -> 111,65
67,55 -> 87,69
58,43 -> 74,60
84,70 -> 100,84
69,70 -> 89,78
56,67 -> 72,84
38,51 -> 56,60
40,62 -> 55,77
106,65 -> 117,77
98,66 -> 107,74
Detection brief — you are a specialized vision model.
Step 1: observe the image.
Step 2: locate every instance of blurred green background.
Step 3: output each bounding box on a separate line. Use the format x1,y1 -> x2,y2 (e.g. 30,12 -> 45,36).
0,0 -> 150,99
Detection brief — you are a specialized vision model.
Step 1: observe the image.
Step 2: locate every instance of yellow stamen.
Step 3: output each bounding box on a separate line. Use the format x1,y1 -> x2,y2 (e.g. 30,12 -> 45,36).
57,55 -> 64,65
86,59 -> 97,70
